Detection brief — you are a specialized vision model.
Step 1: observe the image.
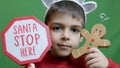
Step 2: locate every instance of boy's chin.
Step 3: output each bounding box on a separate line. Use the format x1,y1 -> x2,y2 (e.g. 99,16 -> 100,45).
51,50 -> 71,57
57,52 -> 71,57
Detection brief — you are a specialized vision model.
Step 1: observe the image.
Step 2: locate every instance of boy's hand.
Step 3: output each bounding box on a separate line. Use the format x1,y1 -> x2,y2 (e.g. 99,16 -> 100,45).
85,48 -> 108,68
25,63 -> 35,68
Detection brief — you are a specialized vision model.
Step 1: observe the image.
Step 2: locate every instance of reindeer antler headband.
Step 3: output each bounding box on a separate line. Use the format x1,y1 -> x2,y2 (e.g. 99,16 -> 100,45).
42,0 -> 97,22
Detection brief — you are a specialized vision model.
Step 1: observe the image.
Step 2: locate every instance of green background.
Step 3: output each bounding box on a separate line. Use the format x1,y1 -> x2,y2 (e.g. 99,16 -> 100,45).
0,0 -> 119,68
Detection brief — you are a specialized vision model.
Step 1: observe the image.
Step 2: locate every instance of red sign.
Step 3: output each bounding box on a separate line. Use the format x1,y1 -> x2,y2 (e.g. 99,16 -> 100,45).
1,16 -> 52,65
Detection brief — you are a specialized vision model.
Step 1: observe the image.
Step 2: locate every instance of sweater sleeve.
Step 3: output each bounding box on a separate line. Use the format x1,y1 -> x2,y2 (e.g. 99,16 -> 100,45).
107,58 -> 120,68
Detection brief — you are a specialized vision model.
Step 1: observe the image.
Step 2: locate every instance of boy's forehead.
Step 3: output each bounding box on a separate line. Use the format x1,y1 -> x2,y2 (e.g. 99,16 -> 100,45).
49,13 -> 83,27
51,12 -> 83,22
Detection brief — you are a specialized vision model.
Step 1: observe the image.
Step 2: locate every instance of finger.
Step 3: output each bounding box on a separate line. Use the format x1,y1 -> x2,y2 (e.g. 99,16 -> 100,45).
86,56 -> 99,66
27,63 -> 35,68
88,61 -> 100,68
85,52 -> 99,62
87,48 -> 100,54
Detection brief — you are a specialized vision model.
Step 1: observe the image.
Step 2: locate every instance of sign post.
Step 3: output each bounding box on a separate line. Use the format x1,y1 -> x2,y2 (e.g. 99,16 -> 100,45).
1,16 -> 52,65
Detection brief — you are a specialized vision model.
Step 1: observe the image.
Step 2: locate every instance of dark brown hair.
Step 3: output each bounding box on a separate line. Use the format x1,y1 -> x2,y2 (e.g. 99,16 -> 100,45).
45,1 -> 85,28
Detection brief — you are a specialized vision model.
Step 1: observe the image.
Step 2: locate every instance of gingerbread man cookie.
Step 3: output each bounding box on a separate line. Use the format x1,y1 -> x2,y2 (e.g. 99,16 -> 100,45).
71,24 -> 111,58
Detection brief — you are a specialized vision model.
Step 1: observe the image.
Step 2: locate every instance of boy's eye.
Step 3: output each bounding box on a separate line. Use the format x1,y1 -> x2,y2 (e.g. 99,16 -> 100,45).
71,25 -> 82,34
52,26 -> 62,31
71,28 -> 80,33
49,23 -> 64,32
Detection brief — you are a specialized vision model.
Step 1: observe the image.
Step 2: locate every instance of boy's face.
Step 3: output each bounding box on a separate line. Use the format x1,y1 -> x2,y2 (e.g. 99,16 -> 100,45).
48,13 -> 83,57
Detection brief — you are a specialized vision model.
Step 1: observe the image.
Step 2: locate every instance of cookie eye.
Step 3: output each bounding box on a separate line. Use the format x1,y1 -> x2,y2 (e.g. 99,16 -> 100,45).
95,29 -> 98,31
99,30 -> 102,33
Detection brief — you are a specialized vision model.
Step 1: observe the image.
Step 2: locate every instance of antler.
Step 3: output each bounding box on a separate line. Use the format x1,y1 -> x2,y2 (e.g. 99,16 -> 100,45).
83,1 -> 97,14
42,0 -> 97,14
78,0 -> 85,4
42,0 -> 54,8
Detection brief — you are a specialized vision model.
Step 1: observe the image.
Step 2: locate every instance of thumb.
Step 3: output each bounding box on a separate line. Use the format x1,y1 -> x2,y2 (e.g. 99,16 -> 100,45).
26,63 -> 35,68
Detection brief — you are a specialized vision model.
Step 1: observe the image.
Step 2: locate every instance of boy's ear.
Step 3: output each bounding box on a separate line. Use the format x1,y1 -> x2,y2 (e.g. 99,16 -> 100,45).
83,1 -> 97,14
42,0 -> 54,8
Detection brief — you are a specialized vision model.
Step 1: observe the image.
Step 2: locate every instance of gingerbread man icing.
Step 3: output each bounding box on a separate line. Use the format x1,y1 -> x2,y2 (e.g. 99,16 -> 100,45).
72,24 -> 111,58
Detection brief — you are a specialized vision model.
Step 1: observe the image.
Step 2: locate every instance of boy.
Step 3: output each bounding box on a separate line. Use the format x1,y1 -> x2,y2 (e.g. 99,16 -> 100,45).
26,0 -> 120,68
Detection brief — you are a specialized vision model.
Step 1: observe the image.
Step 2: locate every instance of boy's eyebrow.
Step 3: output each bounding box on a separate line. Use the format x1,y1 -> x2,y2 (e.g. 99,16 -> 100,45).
48,22 -> 83,29
72,25 -> 83,29
49,22 -> 63,26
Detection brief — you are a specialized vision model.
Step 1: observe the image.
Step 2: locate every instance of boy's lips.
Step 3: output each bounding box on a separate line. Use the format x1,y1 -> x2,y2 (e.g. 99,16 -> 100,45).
58,44 -> 72,49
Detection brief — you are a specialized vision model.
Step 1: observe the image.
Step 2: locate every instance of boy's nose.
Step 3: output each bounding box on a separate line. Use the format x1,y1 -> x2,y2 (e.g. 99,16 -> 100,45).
61,29 -> 70,41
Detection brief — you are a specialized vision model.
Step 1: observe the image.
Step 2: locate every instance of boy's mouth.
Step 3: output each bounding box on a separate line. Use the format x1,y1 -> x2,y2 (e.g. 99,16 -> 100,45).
58,44 -> 72,49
